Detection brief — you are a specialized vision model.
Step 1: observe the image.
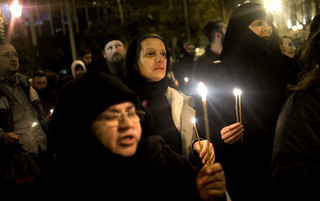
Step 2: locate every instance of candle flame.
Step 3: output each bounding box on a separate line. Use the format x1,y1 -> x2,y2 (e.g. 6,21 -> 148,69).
197,82 -> 208,100
50,108 -> 54,114
233,88 -> 242,96
192,117 -> 196,124
32,122 -> 37,127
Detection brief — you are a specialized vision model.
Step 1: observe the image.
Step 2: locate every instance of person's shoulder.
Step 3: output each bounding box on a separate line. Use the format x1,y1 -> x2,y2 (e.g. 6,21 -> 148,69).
16,73 -> 29,86
194,54 -> 206,64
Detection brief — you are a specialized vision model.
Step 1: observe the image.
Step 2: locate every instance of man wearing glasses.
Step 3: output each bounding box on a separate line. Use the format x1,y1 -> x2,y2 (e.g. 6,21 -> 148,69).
0,41 -> 55,201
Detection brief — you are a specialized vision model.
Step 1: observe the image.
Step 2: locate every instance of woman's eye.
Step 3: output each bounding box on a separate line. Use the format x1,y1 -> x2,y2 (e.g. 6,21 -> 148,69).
256,21 -> 263,26
103,116 -> 116,121
127,112 -> 136,117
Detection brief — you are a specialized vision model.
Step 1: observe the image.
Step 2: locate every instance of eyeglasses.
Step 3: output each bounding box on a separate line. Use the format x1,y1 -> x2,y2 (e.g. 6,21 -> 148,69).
97,110 -> 146,126
0,52 -> 19,58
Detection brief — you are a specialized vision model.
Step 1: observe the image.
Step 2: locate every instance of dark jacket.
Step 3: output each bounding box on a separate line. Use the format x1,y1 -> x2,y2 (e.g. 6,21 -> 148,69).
0,73 -> 48,134
196,3 -> 293,201
171,50 -> 195,94
0,73 -> 55,201
193,46 -> 220,85
272,71 -> 320,201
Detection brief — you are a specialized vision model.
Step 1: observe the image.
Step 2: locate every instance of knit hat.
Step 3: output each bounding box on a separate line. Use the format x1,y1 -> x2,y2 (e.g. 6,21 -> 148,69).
54,70 -> 143,133
183,41 -> 194,51
71,60 -> 86,78
102,34 -> 122,49
51,70 -> 149,161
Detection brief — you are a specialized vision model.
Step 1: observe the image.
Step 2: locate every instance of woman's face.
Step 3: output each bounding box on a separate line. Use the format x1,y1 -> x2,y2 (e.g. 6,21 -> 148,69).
91,101 -> 142,157
137,38 -> 167,82
248,17 -> 273,40
282,37 -> 296,58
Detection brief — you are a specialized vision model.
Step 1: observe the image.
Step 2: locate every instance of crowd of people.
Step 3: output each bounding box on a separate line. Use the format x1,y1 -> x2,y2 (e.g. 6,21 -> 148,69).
0,2 -> 319,201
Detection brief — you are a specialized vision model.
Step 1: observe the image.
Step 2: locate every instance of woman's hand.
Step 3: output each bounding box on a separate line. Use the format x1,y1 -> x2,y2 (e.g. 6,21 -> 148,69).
197,163 -> 226,201
193,140 -> 215,164
220,122 -> 244,144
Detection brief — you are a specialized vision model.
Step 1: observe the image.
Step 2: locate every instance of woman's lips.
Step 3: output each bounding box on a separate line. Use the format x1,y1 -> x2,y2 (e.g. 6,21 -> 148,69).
119,134 -> 136,145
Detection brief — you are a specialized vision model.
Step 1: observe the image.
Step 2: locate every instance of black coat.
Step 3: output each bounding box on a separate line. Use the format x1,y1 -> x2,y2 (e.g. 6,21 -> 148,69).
193,3 -> 294,201
51,71 -> 202,201
272,81 -> 320,201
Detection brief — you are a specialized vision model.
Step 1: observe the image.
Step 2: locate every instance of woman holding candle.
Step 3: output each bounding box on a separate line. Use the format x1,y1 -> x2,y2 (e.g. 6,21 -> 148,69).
50,71 -> 229,201
124,33 -> 214,166
202,2 -> 296,201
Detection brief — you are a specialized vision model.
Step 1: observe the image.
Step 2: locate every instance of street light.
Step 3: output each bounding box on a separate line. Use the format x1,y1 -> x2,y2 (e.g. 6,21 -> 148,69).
7,0 -> 22,42
9,0 -> 22,18
264,0 -> 282,12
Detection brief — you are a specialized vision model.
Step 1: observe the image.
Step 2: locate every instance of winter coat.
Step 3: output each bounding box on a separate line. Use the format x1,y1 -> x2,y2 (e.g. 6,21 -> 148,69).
272,71 -> 320,201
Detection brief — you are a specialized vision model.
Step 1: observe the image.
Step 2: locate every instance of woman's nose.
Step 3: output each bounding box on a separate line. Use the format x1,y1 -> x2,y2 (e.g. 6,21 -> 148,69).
263,22 -> 271,32
118,114 -> 133,127
156,54 -> 164,62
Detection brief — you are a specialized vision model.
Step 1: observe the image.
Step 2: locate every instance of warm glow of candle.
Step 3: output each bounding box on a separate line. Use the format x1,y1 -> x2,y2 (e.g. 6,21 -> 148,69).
197,82 -> 208,101
32,122 -> 37,127
197,82 -> 211,164
233,88 -> 243,143
192,117 -> 202,150
50,108 -> 54,114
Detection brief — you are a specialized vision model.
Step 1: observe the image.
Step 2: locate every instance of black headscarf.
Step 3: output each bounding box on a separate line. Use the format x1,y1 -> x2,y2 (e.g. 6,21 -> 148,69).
125,33 -> 171,85
51,70 -> 151,160
50,71 -> 201,201
220,2 -> 279,59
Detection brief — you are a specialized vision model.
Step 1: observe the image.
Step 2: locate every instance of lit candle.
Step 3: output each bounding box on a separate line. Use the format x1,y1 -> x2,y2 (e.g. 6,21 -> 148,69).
233,88 -> 241,122
239,92 -> 242,123
197,82 -> 211,163
192,117 -> 202,150
233,88 -> 243,142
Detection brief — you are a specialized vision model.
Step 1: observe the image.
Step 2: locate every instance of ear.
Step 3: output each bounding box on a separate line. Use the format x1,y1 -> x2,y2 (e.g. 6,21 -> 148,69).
216,32 -> 222,41
102,50 -> 106,58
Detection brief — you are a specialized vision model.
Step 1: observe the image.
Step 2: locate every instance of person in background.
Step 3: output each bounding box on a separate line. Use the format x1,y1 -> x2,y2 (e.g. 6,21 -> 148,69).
31,71 -> 58,120
0,41 -> 55,201
272,30 -> 320,201
204,3 -> 295,201
77,48 -> 92,69
281,35 -> 296,59
70,60 -> 86,78
50,70 -> 229,201
280,35 -> 302,84
193,19 -> 227,86
171,41 -> 196,95
124,33 -> 214,167
97,34 -> 127,81
42,63 -> 63,95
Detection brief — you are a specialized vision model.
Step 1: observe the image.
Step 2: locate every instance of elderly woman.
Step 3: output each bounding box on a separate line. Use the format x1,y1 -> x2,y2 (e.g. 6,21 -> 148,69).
50,70 -> 228,201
